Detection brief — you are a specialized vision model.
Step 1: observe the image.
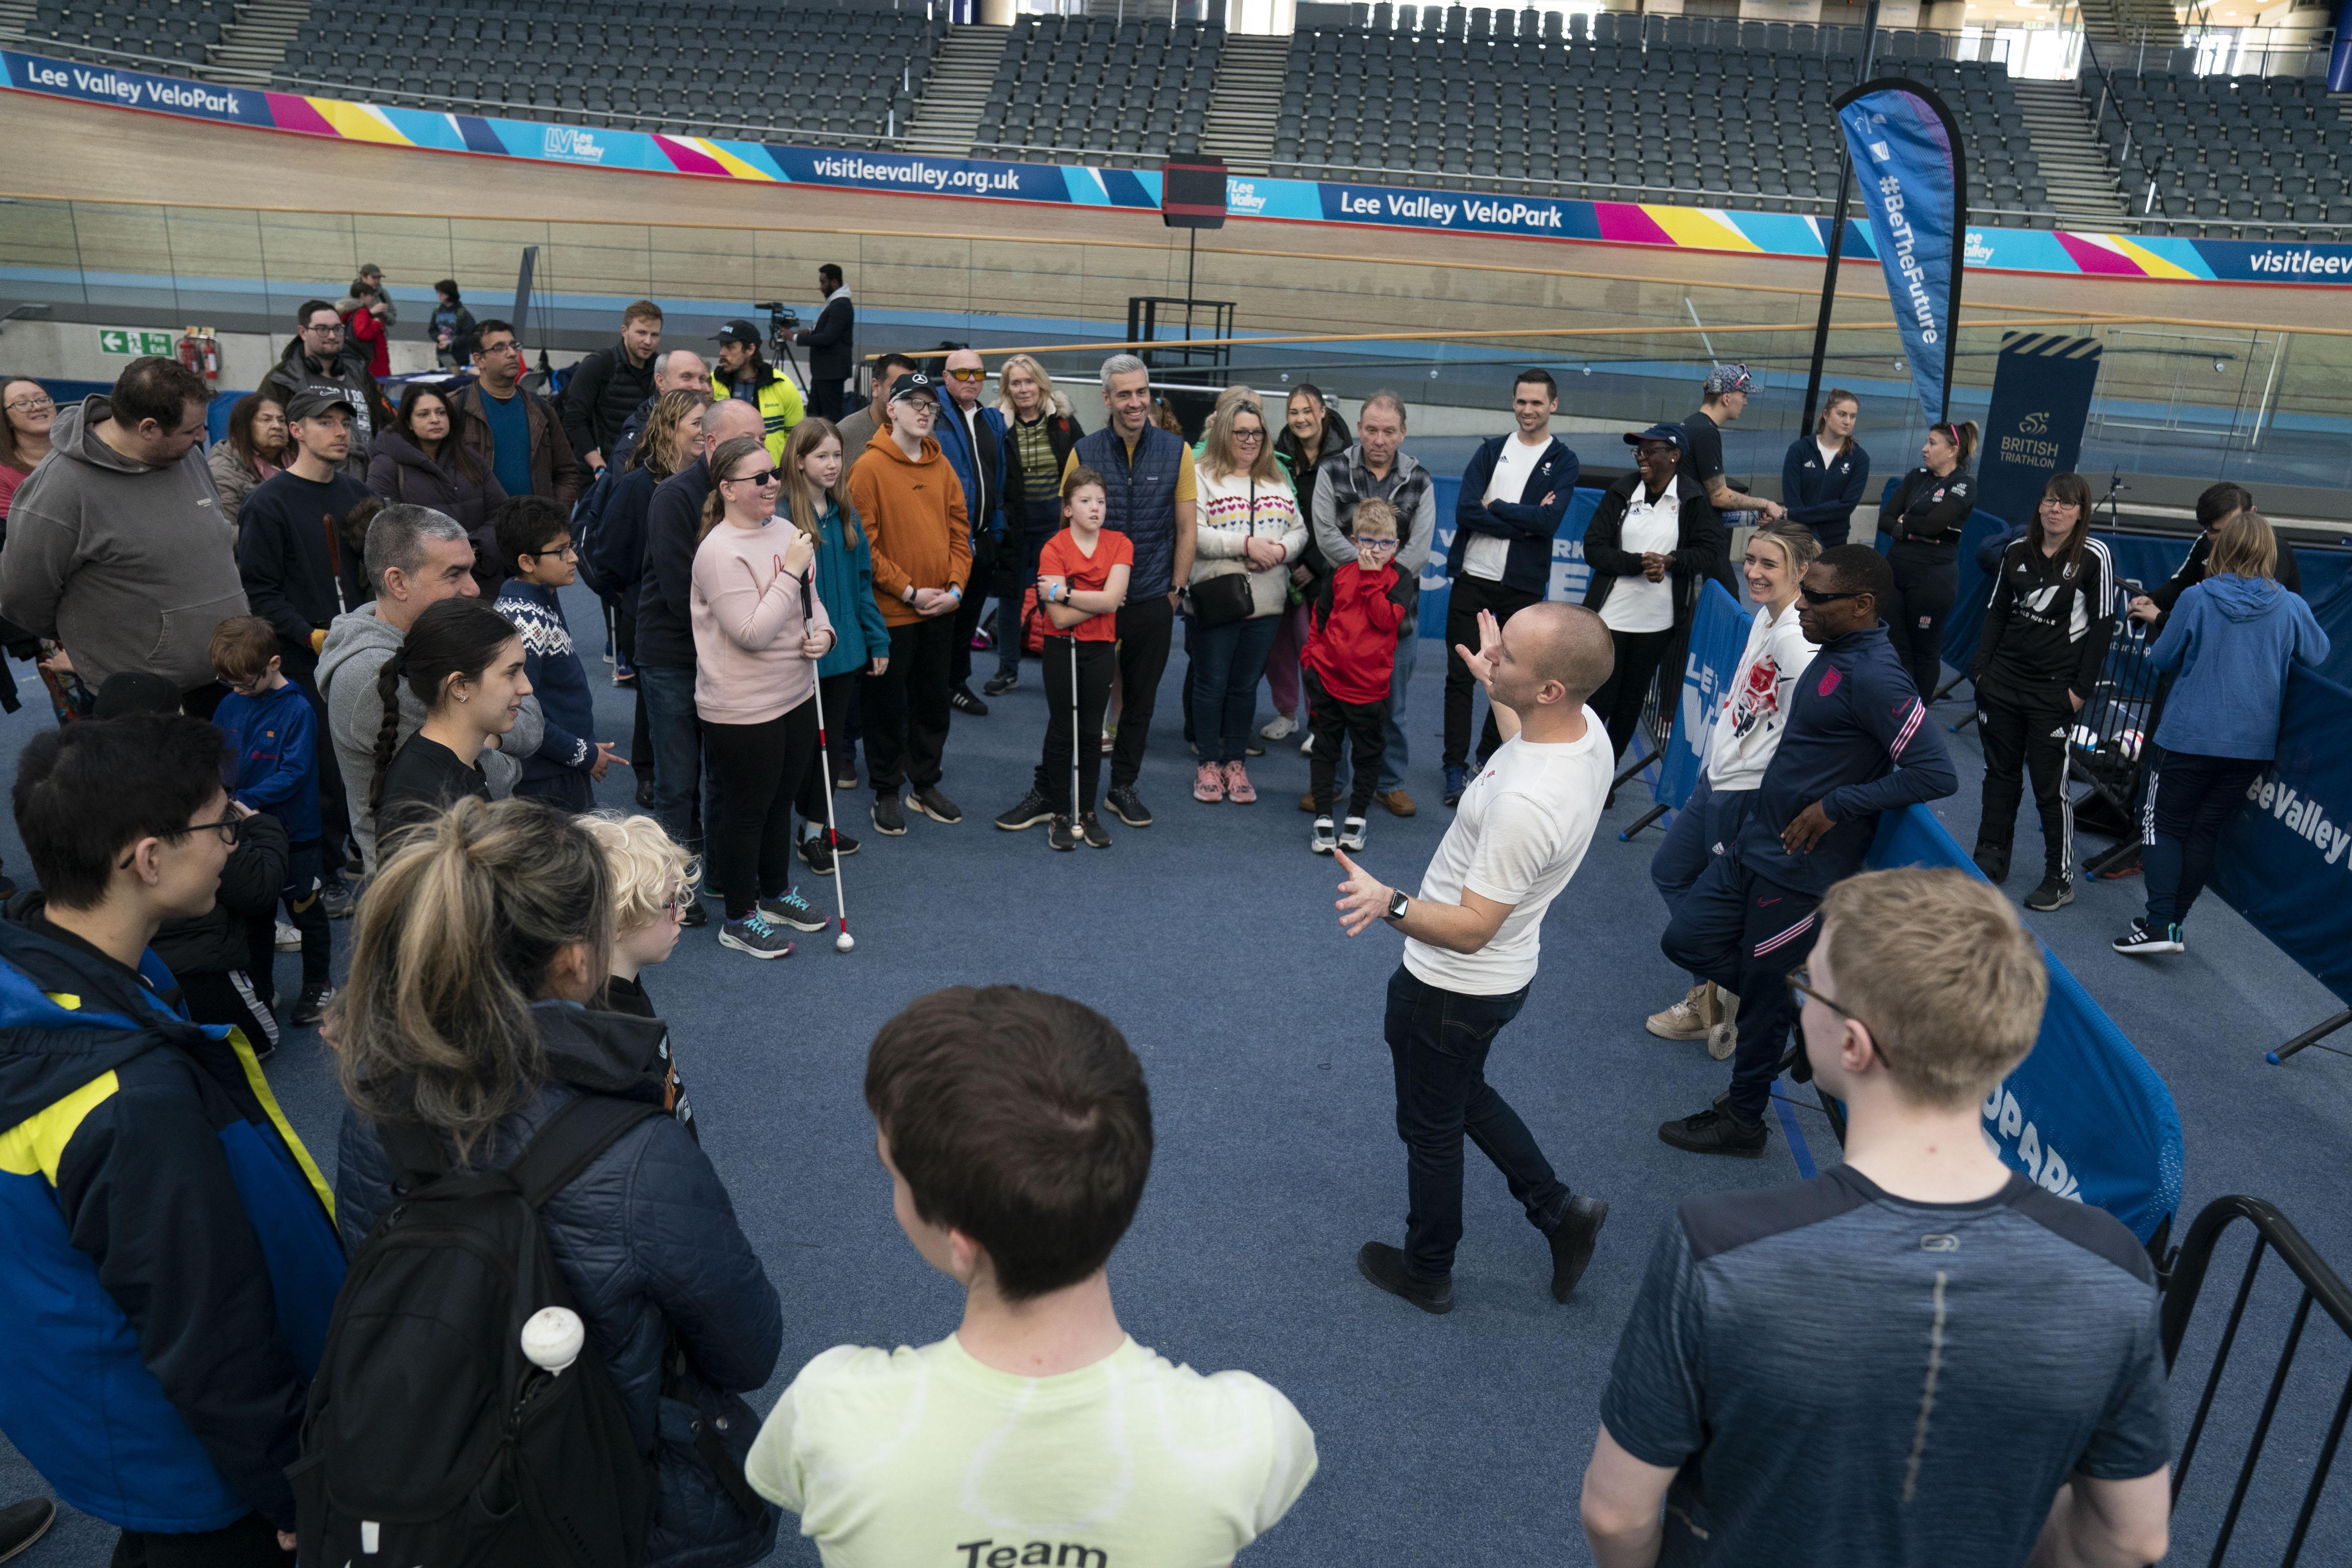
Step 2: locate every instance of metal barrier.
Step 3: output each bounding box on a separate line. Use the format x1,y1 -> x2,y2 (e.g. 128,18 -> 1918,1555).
2074,603 -> 2172,874
2162,1194 -> 2352,1566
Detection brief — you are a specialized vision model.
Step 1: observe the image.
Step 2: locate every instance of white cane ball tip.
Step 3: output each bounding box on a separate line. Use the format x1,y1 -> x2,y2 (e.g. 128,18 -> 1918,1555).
836,933 -> 856,953
521,1305 -> 585,1370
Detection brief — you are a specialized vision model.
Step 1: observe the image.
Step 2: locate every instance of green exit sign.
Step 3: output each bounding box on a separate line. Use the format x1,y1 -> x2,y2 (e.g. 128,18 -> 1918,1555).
96,329 -> 176,356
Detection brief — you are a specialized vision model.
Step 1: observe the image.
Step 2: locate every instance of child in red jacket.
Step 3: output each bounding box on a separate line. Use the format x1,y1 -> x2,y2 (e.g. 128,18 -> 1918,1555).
1301,498 -> 1405,855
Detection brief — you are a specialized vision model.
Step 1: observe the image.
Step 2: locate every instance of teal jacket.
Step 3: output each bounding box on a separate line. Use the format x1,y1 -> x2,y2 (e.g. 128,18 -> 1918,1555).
809,498 -> 889,681
0,907 -> 345,1531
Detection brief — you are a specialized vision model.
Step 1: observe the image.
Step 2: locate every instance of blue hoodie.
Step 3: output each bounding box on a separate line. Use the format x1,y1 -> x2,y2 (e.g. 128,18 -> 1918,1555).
494,579 -> 597,786
214,678 -> 320,843
2150,573 -> 2330,760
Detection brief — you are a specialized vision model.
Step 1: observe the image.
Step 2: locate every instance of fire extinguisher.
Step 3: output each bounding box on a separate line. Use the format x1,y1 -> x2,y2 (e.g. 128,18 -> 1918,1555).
177,328 -> 202,375
200,327 -> 220,383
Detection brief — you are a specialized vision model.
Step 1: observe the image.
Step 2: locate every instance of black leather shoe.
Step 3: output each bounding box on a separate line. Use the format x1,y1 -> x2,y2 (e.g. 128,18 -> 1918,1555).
1546,1194 -> 1610,1302
1356,1241 -> 1454,1314
680,900 -> 708,929
635,777 -> 657,809
1658,1107 -> 1769,1158
950,683 -> 989,717
0,1497 -> 56,1565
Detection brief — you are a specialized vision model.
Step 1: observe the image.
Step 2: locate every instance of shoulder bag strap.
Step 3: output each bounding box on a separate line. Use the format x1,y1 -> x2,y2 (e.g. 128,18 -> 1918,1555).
508,1094 -> 664,1208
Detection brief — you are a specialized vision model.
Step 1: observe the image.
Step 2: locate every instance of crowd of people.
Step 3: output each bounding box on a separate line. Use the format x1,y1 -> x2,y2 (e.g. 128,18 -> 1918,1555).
0,294 -> 2329,1566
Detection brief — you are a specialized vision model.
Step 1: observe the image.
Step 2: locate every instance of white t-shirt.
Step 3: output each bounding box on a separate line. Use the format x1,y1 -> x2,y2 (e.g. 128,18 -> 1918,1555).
747,1334 -> 1318,1568
1464,434 -> 1548,582
1703,600 -> 1818,793
1403,719 -> 1611,995
1599,478 -> 1680,634
1817,438 -> 1844,475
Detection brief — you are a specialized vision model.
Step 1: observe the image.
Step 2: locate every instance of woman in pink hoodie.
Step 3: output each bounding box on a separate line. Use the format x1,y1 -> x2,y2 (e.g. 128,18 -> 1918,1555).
691,435 -> 835,960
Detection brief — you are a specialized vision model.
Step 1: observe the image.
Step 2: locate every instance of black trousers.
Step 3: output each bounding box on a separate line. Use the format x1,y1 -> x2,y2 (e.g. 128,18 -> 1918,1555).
948,532 -> 998,686
616,597 -> 653,772
1976,681 -> 2076,882
1109,593 -> 1175,791
795,670 -> 858,831
1034,637 -> 1115,813
180,968 -> 281,1056
114,1512 -> 289,1568
863,617 -> 956,795
1306,668 -> 1389,819
1443,575 -> 1540,769
1588,626 -> 1674,766
809,379 -> 847,421
702,699 -> 817,919
1883,540 -> 1958,701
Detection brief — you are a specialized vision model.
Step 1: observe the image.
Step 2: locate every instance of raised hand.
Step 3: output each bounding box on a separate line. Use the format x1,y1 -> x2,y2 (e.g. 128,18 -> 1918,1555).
1454,607 -> 1503,693
1332,847 -> 1395,938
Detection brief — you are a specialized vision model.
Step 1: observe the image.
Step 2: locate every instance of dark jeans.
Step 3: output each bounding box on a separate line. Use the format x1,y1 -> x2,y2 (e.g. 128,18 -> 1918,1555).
864,617 -> 956,795
616,597 -> 653,771
1588,626 -> 1674,765
281,837 -> 331,987
1443,574 -> 1540,769
113,1512 -> 289,1568
1384,965 -> 1566,1282
1976,681 -> 2076,883
2141,746 -> 2266,929
999,504 -> 1057,675
1884,540 -> 1958,701
809,379 -> 846,421
796,670 -> 858,832
1661,853 -> 1822,1125
702,699 -> 817,919
1306,668 -> 1388,819
1036,636 -> 1114,813
638,662 -> 719,858
1110,593 -> 1175,790
949,532 -> 999,686
1648,777 -> 1753,985
1189,612 -> 1281,765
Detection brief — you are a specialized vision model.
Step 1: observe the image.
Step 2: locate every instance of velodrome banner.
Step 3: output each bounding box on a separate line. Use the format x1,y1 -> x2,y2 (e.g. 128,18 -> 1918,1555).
2212,668 -> 2352,1011
5,47 -> 2351,287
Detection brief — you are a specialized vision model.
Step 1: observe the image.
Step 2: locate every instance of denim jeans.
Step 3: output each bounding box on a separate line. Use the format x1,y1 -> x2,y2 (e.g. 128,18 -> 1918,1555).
1000,501 -> 1057,676
1648,777 -> 1753,985
1383,965 -> 1566,1282
1189,612 -> 1281,766
637,663 -> 720,858
1329,632 -> 1415,795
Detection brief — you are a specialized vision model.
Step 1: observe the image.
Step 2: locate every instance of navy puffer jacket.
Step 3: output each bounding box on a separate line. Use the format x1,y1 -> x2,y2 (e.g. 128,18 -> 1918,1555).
334,1002 -> 782,1568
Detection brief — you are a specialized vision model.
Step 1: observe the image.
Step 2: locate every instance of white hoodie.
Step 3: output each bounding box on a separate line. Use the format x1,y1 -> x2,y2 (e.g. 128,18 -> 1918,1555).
1702,600 -> 1818,793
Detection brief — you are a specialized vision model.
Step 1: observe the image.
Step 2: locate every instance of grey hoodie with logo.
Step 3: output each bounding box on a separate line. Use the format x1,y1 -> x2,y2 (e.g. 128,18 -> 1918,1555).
0,397 -> 247,690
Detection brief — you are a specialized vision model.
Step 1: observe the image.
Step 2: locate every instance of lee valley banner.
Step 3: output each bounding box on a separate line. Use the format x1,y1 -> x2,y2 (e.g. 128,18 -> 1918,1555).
2213,667 -> 2352,1009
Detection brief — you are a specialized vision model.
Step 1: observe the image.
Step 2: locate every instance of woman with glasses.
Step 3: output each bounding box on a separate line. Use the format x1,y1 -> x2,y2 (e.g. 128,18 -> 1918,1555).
1969,473 -> 2114,912
690,436 -> 834,961
370,597 -> 533,852
1187,395 -> 1306,804
0,377 -> 57,524
207,392 -> 289,538
367,381 -> 509,591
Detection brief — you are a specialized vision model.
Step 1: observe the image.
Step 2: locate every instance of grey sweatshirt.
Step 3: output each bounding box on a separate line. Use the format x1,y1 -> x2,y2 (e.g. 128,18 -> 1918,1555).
0,398 -> 247,690
318,601 -> 543,871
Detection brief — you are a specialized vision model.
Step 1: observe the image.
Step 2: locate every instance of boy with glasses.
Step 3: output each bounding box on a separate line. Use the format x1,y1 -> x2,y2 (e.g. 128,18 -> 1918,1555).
1586,867 -> 2170,1568
1302,497 -> 1405,854
493,495 -> 619,811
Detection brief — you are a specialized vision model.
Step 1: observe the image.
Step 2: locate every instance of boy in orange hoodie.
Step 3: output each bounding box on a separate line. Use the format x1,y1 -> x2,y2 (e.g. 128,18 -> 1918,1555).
847,372 -> 972,838
1302,497 -> 1405,855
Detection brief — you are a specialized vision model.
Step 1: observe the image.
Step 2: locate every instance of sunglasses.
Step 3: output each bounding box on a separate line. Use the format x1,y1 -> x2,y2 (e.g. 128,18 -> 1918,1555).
945,368 -> 986,383
118,812 -> 242,868
1798,585 -> 1866,606
727,469 -> 783,487
1786,967 -> 1891,1065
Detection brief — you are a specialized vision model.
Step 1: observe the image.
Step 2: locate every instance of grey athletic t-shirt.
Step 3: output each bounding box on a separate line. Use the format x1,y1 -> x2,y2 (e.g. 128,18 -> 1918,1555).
1600,1165 -> 2169,1567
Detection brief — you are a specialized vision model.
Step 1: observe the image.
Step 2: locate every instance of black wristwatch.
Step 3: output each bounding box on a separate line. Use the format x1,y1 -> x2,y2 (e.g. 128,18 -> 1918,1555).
1383,889 -> 1409,925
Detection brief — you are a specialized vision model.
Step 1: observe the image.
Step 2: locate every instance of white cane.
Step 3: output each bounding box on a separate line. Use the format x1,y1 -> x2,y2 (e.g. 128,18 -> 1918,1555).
799,570 -> 854,954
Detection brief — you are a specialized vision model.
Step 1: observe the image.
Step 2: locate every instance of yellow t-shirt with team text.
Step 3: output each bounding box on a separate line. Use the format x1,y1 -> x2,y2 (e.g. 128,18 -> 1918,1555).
746,1334 -> 1317,1568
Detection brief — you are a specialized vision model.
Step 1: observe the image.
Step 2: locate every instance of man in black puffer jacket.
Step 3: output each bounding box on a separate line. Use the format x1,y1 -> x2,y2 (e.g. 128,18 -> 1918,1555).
562,301 -> 665,481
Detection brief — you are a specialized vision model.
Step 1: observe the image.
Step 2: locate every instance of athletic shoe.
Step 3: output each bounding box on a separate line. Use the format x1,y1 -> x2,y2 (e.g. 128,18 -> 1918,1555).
1246,738 -> 1265,757
320,882 -> 355,920
871,795 -> 908,836
800,834 -> 835,876
1223,761 -> 1257,803
1300,733 -> 1316,757
1339,816 -> 1368,851
833,768 -> 859,791
0,1498 -> 57,1565
983,670 -> 1018,697
995,789 -> 1055,831
1443,764 -> 1468,807
1048,815 -> 1077,851
612,669 -> 635,687
1356,1241 -> 1453,1314
1079,813 -> 1111,848
1708,989 -> 1740,1061
758,889 -> 828,933
1376,789 -> 1417,818
1107,785 -> 1153,827
1194,762 -> 1226,803
950,684 -> 988,717
680,900 -> 707,929
1645,983 -> 1713,1041
719,912 -> 795,959
290,984 -> 332,1029
970,626 -> 994,651
275,920 -> 301,952
1261,713 -> 1298,740
1973,842 -> 2011,882
2025,876 -> 2074,911
1546,1194 -> 1610,1303
1312,817 -> 1338,854
1658,1107 -> 1769,1158
910,786 -> 962,824
2112,918 -> 2183,955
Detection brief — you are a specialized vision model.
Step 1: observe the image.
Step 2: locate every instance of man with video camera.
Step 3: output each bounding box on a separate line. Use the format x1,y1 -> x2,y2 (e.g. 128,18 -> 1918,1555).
794,265 -> 855,422
710,317 -> 804,465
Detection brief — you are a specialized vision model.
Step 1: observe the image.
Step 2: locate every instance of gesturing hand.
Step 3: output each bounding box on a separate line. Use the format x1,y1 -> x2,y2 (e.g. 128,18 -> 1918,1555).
1333,848 -> 1396,938
1453,607 -> 1503,695
589,742 -> 621,782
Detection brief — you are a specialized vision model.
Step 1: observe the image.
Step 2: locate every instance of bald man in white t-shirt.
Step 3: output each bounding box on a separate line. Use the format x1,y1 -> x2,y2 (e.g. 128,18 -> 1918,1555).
1332,601 -> 1618,1315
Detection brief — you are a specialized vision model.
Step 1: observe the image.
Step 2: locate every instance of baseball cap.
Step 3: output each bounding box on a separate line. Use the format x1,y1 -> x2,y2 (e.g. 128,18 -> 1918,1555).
1623,422 -> 1686,452
712,320 -> 762,347
889,371 -> 941,406
1703,363 -> 1755,396
284,385 -> 357,422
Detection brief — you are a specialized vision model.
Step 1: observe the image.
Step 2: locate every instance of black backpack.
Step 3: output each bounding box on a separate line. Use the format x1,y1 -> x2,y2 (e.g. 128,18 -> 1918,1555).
289,1095 -> 662,1568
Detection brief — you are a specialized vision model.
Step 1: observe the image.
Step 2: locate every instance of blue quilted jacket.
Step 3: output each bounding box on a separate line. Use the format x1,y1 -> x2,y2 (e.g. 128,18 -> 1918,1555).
334,1001 -> 782,1568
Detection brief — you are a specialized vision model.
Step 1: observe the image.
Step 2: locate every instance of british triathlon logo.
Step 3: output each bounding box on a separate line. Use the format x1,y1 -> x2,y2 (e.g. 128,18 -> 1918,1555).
543,127 -> 606,163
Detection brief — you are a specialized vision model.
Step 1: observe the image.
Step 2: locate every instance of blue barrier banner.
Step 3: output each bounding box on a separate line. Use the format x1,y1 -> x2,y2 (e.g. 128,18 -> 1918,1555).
1868,806 -> 2185,1243
1837,79 -> 1966,423
1418,480 -> 1601,639
1973,334 -> 2102,540
1653,581 -> 1750,813
2212,668 -> 2352,1010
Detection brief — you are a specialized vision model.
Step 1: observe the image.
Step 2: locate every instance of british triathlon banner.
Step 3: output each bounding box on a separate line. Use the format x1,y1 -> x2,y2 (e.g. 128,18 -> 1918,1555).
8,48 -> 2352,285
1973,334 -> 2103,538
1835,79 -> 1967,422
1868,806 -> 2185,1244
2212,668 -> 2352,1011
1653,581 -> 1749,813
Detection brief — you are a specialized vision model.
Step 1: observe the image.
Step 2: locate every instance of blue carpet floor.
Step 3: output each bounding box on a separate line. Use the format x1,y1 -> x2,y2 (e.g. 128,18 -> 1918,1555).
3,573 -> 2348,1564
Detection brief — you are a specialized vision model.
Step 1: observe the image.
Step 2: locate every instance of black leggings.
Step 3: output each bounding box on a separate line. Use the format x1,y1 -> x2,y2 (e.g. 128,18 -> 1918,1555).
1883,541 -> 1958,700
794,671 -> 858,835
1975,683 -> 2075,882
702,699 -> 818,920
1588,627 -> 1674,764
1036,637 -> 1115,813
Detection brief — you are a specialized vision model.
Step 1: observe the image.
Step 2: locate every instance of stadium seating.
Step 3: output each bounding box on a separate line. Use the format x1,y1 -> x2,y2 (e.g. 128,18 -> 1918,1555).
22,0 -> 228,67
2093,70 -> 2352,239
974,16 -> 1224,165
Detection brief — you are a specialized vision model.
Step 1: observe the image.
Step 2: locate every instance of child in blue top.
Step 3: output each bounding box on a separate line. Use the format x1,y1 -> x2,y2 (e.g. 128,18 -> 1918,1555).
784,419 -> 890,874
492,495 -> 618,812
209,614 -> 333,1024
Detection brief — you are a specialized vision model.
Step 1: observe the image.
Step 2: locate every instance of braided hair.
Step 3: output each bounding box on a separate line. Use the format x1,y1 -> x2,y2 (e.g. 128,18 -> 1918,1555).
368,597 -> 524,809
